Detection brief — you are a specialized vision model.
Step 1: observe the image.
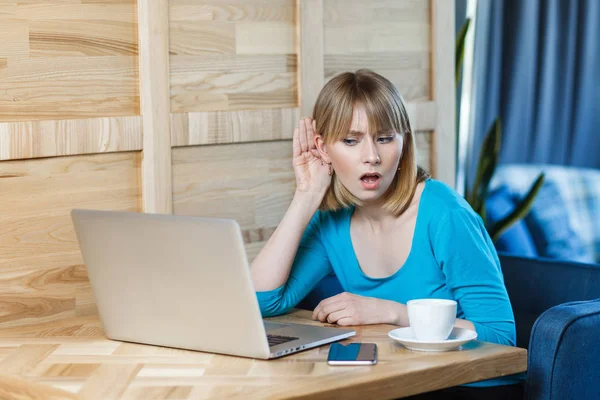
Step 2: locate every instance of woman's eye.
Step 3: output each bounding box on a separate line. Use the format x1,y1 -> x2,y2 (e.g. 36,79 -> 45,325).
343,138 -> 358,145
377,136 -> 394,143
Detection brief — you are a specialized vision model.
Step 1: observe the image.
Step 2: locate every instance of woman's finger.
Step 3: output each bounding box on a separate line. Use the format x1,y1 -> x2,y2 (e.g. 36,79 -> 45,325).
298,118 -> 308,154
307,118 -> 316,150
292,128 -> 300,158
316,300 -> 346,322
326,309 -> 348,324
335,317 -> 356,326
312,293 -> 343,319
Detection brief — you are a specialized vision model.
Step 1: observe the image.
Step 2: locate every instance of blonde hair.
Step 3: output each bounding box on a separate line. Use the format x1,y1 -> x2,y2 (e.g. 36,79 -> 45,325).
313,69 -> 430,217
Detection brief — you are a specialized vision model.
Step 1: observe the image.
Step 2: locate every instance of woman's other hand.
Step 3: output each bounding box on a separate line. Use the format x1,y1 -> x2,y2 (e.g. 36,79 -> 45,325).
312,292 -> 407,326
293,117 -> 332,195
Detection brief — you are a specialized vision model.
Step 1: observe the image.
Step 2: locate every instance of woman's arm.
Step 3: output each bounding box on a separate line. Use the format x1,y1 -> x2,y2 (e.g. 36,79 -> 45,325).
432,208 -> 516,345
251,117 -> 334,316
251,116 -> 330,291
254,205 -> 334,317
250,191 -> 325,291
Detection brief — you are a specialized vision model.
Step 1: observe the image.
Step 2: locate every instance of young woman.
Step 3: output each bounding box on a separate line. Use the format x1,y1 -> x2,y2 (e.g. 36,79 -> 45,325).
250,69 -> 522,399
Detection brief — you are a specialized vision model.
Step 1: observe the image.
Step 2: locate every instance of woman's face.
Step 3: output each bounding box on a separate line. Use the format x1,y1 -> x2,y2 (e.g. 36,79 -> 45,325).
319,106 -> 403,204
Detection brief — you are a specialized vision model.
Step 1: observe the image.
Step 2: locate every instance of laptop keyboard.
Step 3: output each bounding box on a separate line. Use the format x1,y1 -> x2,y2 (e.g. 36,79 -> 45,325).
267,334 -> 299,347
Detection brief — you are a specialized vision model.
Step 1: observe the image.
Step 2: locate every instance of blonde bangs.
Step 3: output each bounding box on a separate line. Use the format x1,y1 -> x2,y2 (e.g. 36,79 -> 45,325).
318,81 -> 355,145
359,94 -> 401,138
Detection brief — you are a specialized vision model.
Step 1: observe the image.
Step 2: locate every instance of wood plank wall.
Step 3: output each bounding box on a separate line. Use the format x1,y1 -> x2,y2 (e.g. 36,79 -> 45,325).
0,0 -> 455,329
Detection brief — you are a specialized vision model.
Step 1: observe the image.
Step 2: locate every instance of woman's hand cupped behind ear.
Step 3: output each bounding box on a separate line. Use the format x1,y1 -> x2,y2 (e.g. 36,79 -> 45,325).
292,117 -> 332,195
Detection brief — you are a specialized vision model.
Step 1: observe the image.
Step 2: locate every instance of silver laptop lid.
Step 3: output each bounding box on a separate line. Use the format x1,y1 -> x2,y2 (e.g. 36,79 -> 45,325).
71,209 -> 271,359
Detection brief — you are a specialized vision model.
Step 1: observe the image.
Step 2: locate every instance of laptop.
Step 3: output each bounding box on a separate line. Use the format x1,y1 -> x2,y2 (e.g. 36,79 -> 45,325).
71,209 -> 355,359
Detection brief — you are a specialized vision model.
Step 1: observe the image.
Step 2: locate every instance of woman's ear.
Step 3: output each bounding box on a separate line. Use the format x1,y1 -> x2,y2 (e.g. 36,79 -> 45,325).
314,135 -> 330,164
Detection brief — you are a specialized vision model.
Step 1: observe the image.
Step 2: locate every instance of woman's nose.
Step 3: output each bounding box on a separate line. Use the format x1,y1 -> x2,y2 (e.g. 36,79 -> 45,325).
362,141 -> 381,164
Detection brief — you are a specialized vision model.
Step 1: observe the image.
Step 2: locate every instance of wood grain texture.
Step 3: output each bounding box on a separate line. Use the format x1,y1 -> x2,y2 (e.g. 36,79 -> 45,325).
415,131 -> 432,173
235,22 -> 295,55
324,22 -> 429,54
138,0 -> 173,214
0,310 -> 527,399
0,1 -> 16,20
172,141 -> 295,262
170,0 -> 295,22
16,3 -> 135,22
0,1 -> 139,122
406,101 -> 436,132
170,108 -> 299,147
0,373 -> 80,400
0,152 -> 142,329
168,0 -> 298,113
431,0 -> 456,187
324,0 -> 429,23
324,52 -> 430,100
29,20 -> 137,57
170,21 -> 236,56
0,116 -> 142,161
297,0 -> 324,117
0,56 -> 138,122
323,0 -> 430,102
171,70 -> 296,113
0,20 -> 29,58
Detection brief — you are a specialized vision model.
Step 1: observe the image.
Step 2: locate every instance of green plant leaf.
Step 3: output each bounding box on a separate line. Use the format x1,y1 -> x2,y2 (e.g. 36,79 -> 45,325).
489,173 -> 545,242
467,118 -> 501,216
480,202 -> 486,226
455,18 -> 471,84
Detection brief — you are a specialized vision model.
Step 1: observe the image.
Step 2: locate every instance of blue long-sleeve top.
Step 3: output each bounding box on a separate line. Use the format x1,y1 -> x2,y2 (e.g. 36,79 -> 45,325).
256,179 -> 520,387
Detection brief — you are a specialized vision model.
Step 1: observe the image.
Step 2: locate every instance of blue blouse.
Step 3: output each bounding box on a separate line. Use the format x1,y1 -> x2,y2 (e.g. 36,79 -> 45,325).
256,179 -> 520,387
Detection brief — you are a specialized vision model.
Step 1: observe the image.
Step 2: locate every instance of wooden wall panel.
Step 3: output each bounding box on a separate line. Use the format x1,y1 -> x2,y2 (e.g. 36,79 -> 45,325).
415,131 -> 432,173
169,0 -> 298,113
431,0 -> 456,187
172,142 -> 295,262
0,116 -> 142,161
0,0 -> 139,122
170,105 -> 433,148
138,0 -> 173,214
323,0 -> 430,102
0,2 -> 16,20
171,108 -> 299,147
297,0 -> 324,117
0,152 -> 142,328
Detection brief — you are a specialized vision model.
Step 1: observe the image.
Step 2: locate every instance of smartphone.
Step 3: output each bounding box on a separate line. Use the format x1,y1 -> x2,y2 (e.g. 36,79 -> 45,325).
327,342 -> 377,365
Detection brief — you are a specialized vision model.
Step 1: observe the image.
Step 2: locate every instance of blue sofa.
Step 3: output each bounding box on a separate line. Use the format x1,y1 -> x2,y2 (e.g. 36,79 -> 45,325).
297,254 -> 600,399
486,164 -> 600,264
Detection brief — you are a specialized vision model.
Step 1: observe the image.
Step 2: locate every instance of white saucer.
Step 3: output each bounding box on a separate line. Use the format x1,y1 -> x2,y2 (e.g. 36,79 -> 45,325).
388,327 -> 478,352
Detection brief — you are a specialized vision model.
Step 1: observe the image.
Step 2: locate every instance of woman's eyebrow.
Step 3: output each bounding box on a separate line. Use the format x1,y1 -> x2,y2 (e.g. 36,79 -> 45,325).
347,130 -> 386,136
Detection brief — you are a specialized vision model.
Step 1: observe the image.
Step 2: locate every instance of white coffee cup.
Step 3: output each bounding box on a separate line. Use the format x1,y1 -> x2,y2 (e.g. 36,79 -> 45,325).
407,299 -> 457,342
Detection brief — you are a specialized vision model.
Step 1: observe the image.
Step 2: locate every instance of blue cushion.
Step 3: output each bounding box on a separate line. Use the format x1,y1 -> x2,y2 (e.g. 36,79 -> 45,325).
486,186 -> 538,257
500,253 -> 600,349
526,298 -> 600,400
525,181 -> 591,263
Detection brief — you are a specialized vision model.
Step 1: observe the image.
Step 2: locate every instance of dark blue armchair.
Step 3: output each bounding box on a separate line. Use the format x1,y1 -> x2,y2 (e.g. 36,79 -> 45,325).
502,255 -> 600,400
297,254 -> 600,399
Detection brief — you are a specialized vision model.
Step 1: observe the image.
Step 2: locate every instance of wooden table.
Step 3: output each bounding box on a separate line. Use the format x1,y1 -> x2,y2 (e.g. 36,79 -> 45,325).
0,309 -> 527,399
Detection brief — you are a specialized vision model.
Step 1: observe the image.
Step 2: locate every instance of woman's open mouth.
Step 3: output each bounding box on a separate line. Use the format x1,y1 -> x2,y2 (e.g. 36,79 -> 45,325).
360,173 -> 382,190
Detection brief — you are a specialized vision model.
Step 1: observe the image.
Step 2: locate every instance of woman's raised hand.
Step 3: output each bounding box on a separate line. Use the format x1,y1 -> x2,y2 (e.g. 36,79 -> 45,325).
292,117 -> 332,195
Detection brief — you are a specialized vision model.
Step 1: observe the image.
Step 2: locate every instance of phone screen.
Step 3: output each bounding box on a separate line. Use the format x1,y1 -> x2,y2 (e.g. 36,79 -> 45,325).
327,343 -> 377,365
